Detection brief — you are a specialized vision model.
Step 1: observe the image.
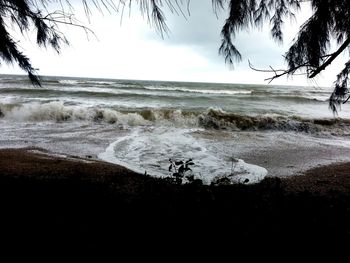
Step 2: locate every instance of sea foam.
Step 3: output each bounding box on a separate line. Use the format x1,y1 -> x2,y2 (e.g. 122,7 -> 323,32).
98,127 -> 268,185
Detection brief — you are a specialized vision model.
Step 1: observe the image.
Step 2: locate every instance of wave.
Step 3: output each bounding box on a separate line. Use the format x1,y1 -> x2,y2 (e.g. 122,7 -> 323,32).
197,108 -> 350,134
250,90 -> 329,102
57,79 -> 118,85
1,81 -> 330,104
58,80 -> 79,85
0,87 -> 192,100
267,95 -> 327,102
143,85 -> 252,95
1,102 -> 350,135
0,87 -> 56,94
50,80 -> 255,96
0,102 -> 148,125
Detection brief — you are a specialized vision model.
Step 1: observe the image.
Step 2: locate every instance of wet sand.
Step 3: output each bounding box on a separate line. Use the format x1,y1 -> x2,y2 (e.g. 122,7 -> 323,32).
242,143 -> 350,177
0,147 -> 349,252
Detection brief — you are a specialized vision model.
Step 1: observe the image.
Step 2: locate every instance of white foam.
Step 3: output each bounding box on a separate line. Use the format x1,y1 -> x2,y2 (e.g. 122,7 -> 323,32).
58,80 -> 79,85
0,96 -> 20,104
98,130 -> 146,174
98,127 -> 268,184
58,79 -> 115,86
4,101 -> 74,121
144,86 -> 252,95
211,159 -> 268,184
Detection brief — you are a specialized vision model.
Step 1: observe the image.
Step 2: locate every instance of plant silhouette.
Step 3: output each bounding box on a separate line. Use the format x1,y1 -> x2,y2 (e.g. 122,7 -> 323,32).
168,158 -> 195,184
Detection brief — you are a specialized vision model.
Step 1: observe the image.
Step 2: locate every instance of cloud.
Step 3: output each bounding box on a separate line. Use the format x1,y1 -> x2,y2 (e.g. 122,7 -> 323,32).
140,0 -> 302,77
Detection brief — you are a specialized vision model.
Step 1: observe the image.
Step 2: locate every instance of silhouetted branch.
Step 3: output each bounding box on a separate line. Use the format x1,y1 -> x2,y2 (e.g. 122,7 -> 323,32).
343,95 -> 350,104
309,37 -> 350,78
42,12 -> 96,37
248,60 -> 307,83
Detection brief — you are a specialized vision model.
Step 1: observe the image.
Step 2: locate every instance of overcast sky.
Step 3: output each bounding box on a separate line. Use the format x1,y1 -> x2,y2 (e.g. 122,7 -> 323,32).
0,0 -> 348,87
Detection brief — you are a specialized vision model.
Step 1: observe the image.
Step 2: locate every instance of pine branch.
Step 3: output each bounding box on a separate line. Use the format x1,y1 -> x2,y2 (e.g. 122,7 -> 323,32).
309,37 -> 350,78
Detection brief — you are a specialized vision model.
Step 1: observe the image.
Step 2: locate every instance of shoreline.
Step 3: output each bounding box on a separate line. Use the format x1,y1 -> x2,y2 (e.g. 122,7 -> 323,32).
2,146 -> 350,190
0,147 -> 349,249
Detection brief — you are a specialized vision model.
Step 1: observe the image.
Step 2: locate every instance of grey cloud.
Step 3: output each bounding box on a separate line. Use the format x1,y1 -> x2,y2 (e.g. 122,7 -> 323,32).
145,0 -> 290,69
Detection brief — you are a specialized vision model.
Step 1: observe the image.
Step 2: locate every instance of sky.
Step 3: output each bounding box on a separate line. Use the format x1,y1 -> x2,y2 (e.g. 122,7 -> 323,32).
0,0 -> 348,87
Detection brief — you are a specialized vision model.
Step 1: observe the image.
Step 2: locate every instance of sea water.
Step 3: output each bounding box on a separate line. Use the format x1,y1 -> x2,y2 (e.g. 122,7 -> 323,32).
1,74 -> 350,184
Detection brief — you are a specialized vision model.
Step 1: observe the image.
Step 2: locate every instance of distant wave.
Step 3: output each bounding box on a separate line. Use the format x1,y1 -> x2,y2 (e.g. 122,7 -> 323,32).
1,80 -> 330,104
57,79 -> 115,85
0,87 -> 228,101
54,79 -> 146,88
0,87 -> 55,94
143,86 -> 252,95
1,102 -> 349,135
251,90 -> 329,102
268,95 -> 328,102
0,87 -> 186,100
58,80 -> 79,85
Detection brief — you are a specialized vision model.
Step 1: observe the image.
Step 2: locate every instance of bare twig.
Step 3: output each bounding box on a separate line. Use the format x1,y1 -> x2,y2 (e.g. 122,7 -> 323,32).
249,60 -> 308,83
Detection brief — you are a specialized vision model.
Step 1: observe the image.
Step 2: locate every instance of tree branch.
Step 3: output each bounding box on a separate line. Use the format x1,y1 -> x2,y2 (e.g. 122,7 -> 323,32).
343,94 -> 350,104
248,60 -> 308,83
309,37 -> 350,78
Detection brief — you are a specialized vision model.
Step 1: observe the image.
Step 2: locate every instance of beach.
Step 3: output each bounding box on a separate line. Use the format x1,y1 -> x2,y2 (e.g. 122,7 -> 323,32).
2,75 -> 350,184
1,75 -> 350,251
1,147 -> 349,251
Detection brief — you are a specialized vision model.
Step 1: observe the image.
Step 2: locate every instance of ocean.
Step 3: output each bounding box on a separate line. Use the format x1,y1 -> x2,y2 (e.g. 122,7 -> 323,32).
1,74 -> 350,184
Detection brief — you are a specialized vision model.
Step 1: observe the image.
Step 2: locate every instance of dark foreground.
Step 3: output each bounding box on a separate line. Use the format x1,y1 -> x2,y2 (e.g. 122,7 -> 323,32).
0,148 -> 349,253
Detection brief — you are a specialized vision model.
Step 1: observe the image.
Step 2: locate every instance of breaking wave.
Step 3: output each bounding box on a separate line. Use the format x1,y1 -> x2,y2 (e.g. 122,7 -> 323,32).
1,102 -> 349,135
197,108 -> 350,134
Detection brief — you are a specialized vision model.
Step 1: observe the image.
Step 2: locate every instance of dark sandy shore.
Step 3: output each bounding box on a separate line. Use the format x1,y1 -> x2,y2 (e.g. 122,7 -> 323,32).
0,148 -> 349,252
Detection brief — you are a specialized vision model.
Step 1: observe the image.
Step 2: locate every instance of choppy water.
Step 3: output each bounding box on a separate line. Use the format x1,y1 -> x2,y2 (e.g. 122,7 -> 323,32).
1,74 -> 350,184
